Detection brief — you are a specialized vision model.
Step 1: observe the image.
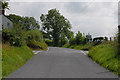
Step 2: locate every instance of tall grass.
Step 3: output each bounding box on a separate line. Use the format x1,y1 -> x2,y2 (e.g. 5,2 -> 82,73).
88,43 -> 120,75
2,44 -> 34,77
25,30 -> 48,50
62,43 -> 93,51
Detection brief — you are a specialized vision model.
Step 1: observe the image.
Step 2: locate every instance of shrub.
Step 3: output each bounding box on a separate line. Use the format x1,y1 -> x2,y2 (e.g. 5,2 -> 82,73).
10,36 -> 23,47
118,26 -> 120,55
62,43 -> 70,48
71,44 -> 93,51
59,38 -> 68,47
2,29 -> 25,47
69,38 -> 76,46
25,30 -> 48,50
25,30 -> 43,42
45,39 -> 53,46
2,28 -> 47,50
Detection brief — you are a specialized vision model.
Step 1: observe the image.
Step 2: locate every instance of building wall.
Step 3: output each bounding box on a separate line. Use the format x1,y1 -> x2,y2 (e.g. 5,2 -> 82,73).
2,14 -> 13,29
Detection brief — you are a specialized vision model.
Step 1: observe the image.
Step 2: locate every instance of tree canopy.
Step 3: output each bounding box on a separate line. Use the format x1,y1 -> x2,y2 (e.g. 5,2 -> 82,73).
40,9 -> 72,46
7,14 -> 40,30
0,1 -> 9,10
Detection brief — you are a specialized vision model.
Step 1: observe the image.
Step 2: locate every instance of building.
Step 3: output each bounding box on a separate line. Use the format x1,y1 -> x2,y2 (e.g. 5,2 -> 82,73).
0,10 -> 13,30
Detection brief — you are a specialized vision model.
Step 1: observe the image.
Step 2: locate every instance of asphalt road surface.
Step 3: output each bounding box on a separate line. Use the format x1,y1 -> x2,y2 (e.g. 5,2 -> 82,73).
6,47 -> 118,78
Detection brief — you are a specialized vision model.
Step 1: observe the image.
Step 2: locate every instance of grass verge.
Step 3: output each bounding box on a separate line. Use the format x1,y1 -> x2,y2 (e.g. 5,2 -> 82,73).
2,44 -> 34,78
26,40 -> 48,51
25,30 -> 48,51
88,43 -> 120,75
62,43 -> 93,51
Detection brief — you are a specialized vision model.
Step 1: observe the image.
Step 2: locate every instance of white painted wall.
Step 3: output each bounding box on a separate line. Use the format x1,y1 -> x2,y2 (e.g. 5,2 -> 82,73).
2,14 -> 13,29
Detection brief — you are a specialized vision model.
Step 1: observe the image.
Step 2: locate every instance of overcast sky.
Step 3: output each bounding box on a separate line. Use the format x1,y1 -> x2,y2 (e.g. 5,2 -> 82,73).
6,2 -> 118,38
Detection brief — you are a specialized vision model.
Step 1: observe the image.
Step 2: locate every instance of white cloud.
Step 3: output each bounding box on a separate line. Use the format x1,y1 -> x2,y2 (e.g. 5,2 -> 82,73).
8,0 -> 119,2
6,2 -> 118,38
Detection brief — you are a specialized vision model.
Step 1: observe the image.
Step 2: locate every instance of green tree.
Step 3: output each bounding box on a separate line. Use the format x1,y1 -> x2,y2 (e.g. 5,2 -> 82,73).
69,32 -> 76,46
75,31 -> 82,45
69,37 -> 76,46
118,25 -> 120,55
40,9 -> 72,46
1,1 -> 9,10
59,32 -> 68,46
23,17 -> 40,30
0,1 -> 9,14
7,14 -> 40,30
81,35 -> 86,44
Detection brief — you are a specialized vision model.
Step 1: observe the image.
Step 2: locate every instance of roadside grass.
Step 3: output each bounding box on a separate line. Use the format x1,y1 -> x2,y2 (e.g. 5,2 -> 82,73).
73,44 -> 93,51
62,44 -> 70,48
25,30 -> 48,51
2,30 -> 48,78
2,44 -> 34,78
62,43 -> 93,51
26,40 -> 48,50
88,43 -> 120,75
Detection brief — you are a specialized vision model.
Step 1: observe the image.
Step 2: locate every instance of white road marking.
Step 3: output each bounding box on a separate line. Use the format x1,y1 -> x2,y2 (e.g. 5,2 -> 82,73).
47,47 -> 49,51
33,48 -> 49,54
80,51 -> 89,55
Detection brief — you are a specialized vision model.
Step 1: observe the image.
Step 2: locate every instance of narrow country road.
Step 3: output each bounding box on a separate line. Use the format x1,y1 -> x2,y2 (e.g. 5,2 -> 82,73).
6,47 -> 118,78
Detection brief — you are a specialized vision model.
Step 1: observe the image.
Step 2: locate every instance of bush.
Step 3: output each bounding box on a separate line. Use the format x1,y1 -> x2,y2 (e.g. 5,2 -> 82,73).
45,39 -> 53,46
25,30 -> 48,50
2,28 -> 48,50
62,43 -> 70,48
93,41 -> 102,46
10,36 -> 23,47
118,26 -> 120,55
69,38 -> 76,46
2,29 -> 25,47
73,44 -> 93,50
62,43 -> 93,51
59,38 -> 68,47
25,30 -> 43,42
